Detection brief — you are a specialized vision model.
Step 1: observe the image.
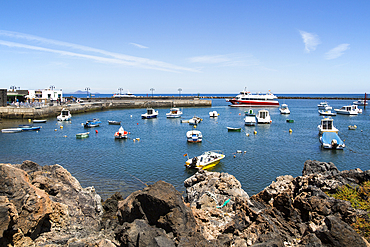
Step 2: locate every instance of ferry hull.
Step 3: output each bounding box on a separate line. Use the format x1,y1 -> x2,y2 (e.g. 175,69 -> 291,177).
228,99 -> 279,107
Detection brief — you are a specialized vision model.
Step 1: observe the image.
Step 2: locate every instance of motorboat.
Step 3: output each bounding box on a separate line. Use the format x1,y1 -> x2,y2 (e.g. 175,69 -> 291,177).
57,108 -> 72,121
227,127 -> 242,132
113,91 -> 135,98
114,126 -> 128,139
209,111 -> 219,117
84,119 -> 101,128
18,125 -> 41,131
256,110 -> 272,124
317,102 -> 332,111
166,108 -> 183,118
244,115 -> 256,126
185,150 -> 225,170
76,132 -> 89,138
317,117 -> 338,135
108,120 -> 121,125
286,119 -> 294,123
186,116 -> 202,125
33,119 -> 47,123
141,108 -> 158,119
226,88 -> 279,107
279,104 -> 290,114
1,128 -> 23,133
186,128 -> 202,142
353,100 -> 368,106
318,110 -> 336,116
334,105 -> 362,115
348,125 -> 357,130
320,132 -> 345,150
245,109 -> 255,116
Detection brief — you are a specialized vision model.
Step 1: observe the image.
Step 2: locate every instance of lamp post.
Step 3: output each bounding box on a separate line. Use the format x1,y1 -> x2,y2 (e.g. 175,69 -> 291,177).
50,85 -> 55,90
118,88 -> 123,95
150,88 -> 155,98
85,87 -> 90,98
10,86 -> 17,91
178,88 -> 182,97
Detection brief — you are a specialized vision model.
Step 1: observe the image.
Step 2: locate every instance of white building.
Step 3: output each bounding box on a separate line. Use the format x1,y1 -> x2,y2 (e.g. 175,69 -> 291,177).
27,89 -> 63,102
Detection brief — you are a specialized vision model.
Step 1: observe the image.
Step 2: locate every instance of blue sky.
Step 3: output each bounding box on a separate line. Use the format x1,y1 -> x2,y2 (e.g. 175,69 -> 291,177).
0,1 -> 369,94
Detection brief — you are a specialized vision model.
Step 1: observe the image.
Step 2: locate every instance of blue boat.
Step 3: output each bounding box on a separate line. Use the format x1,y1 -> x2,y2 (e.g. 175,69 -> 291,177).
84,119 -> 102,128
18,125 -> 41,131
320,132 -> 345,150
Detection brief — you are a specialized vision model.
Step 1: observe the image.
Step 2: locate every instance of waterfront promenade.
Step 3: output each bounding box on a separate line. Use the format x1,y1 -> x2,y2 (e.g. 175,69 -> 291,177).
0,96 -> 211,119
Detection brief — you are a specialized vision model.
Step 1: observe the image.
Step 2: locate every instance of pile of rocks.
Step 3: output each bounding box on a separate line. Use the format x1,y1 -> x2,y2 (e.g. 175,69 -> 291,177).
1,159 -> 370,246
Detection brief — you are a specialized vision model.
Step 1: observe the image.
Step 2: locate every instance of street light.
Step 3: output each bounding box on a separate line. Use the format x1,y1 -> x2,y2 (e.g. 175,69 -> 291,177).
10,86 -> 17,91
178,88 -> 182,97
85,87 -> 90,98
118,88 -> 123,95
50,85 -> 55,90
150,88 -> 155,98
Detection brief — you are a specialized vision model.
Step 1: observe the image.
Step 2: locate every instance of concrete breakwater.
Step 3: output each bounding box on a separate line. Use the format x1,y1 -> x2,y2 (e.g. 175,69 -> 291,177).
0,96 -> 211,119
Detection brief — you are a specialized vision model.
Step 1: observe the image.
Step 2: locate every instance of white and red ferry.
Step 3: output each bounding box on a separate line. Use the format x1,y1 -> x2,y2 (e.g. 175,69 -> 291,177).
227,88 -> 279,107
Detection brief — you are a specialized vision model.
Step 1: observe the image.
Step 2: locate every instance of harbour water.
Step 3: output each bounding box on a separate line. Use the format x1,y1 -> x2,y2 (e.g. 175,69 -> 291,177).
1,96 -> 369,200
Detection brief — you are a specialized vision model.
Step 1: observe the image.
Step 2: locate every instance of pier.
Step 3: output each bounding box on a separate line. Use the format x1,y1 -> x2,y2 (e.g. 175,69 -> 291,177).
0,96 -> 211,119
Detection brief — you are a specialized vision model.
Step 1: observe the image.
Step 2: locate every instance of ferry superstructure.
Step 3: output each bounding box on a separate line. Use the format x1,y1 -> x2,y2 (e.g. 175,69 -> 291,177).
227,88 -> 279,107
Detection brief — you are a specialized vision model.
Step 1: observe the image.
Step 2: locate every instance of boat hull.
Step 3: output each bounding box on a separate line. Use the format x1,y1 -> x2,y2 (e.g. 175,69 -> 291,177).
228,99 -> 279,107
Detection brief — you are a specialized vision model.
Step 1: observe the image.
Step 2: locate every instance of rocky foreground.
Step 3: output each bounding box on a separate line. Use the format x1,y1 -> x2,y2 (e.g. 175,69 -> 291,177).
1,160 -> 370,246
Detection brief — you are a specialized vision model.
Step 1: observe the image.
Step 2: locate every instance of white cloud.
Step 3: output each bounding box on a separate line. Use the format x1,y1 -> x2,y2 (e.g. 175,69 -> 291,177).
325,44 -> 350,60
299,30 -> 321,53
129,43 -> 148,49
188,54 -> 260,68
0,30 -> 198,73
189,55 -> 231,64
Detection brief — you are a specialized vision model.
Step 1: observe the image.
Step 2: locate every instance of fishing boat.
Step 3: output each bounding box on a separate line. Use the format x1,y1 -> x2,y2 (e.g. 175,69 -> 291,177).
353,100 -> 368,106
141,108 -> 158,119
318,110 -> 336,116
227,127 -> 242,132
33,119 -> 47,123
114,126 -> 128,139
166,108 -> 183,118
1,128 -> 23,133
320,132 -> 345,150
244,115 -> 256,126
317,117 -> 338,135
84,119 -> 101,128
286,119 -> 294,123
317,102 -> 332,111
76,132 -> 89,138
108,120 -> 121,125
256,109 -> 272,124
57,108 -> 72,121
186,128 -> 202,142
279,104 -> 290,114
209,110 -> 219,117
348,125 -> 357,130
334,105 -> 362,115
188,116 -> 203,125
185,150 -> 225,170
226,88 -> 279,107
19,126 -> 41,131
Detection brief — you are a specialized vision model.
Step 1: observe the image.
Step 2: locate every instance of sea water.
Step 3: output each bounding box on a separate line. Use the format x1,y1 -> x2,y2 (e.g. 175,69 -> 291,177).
0,97 -> 369,199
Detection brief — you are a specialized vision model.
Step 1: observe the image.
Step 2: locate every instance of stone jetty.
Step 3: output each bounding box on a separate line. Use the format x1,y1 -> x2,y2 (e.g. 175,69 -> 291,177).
1,160 -> 370,246
0,96 -> 211,119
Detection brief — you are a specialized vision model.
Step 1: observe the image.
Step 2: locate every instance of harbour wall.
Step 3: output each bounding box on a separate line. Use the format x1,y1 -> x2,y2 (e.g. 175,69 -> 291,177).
0,97 -> 211,119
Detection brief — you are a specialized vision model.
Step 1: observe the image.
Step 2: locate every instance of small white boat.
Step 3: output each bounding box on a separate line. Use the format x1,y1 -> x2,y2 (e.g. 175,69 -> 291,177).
166,108 -> 183,118
108,120 -> 121,125
317,102 -> 332,110
348,125 -> 357,130
244,115 -> 256,126
185,150 -> 225,170
188,116 -> 203,125
33,119 -> 47,123
114,126 -> 128,139
279,104 -> 290,114
57,108 -> 72,121
317,117 -> 339,135
353,100 -> 368,106
320,132 -> 345,150
76,132 -> 89,138
141,108 -> 158,119
186,128 -> 202,142
113,91 -> 135,98
1,128 -> 23,133
334,105 -> 362,115
209,111 -> 219,117
227,127 -> 242,132
256,110 -> 272,124
318,110 -> 336,116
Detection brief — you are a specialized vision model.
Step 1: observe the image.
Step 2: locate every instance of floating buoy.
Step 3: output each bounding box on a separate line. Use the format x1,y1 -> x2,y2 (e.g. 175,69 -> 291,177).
244,151 -> 247,153
60,125 -> 63,129
239,113 -> 241,115
95,130 -> 98,133
236,150 -> 242,153
63,135 -> 67,138
137,123 -> 139,125
289,128 -> 292,133
54,129 -> 57,131
136,138 -> 140,141
254,130 -> 257,135
246,133 -> 249,136
133,139 -> 136,142
28,119 -> 31,122
130,115 -> 132,118
233,155 -> 236,158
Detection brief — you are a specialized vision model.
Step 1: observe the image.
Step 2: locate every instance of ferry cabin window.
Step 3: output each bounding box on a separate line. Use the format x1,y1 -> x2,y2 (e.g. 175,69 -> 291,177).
328,121 -> 332,129
323,122 -> 328,129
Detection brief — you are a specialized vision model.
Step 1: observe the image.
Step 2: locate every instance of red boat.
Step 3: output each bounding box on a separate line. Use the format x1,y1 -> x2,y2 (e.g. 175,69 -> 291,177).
227,89 -> 279,107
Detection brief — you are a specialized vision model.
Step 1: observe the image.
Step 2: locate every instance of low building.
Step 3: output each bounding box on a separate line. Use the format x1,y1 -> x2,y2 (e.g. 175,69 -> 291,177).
27,89 -> 63,102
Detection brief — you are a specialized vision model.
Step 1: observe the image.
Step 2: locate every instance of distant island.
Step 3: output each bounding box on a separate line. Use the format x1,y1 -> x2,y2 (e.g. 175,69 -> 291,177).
67,90 -> 100,94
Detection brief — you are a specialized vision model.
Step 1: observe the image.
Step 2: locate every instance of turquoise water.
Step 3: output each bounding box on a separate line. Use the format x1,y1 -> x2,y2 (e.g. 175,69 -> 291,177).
1,98 -> 369,199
